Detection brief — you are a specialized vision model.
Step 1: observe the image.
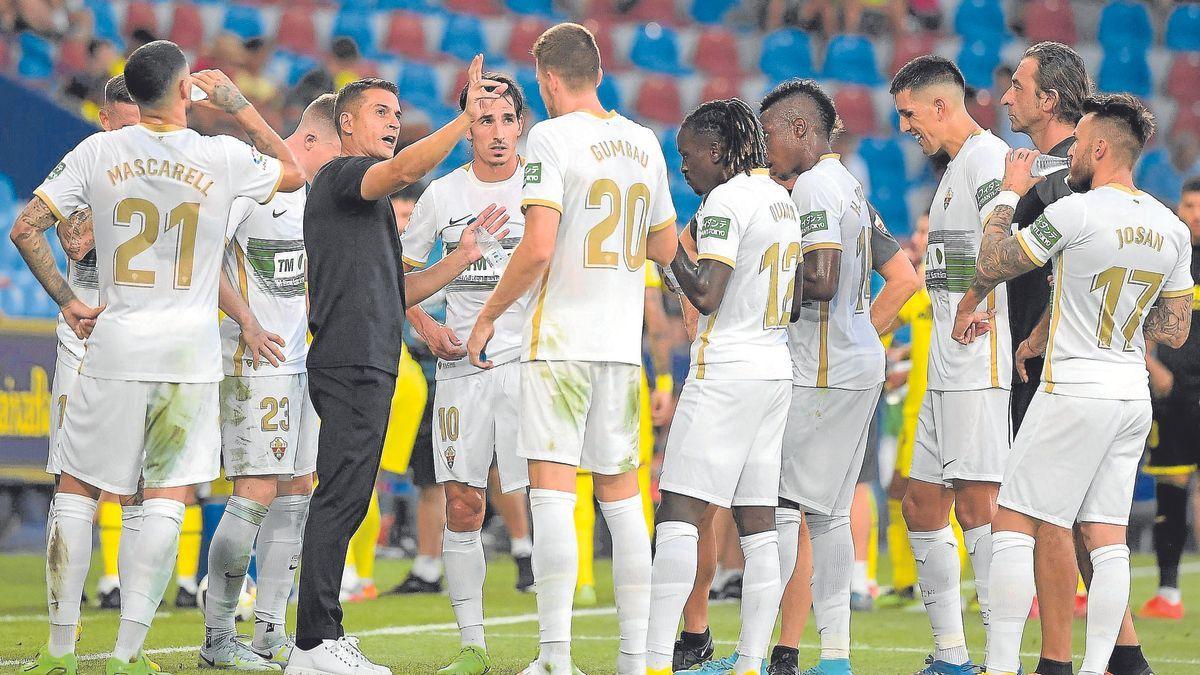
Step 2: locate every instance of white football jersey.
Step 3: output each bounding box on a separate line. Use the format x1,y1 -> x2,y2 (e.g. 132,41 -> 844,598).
788,154 -> 885,389
34,124 -> 283,383
402,160 -> 528,379
926,130 -> 1013,391
221,188 -> 308,377
520,111 -> 676,365
688,169 -> 800,381
1018,184 -> 1194,400
55,234 -> 99,369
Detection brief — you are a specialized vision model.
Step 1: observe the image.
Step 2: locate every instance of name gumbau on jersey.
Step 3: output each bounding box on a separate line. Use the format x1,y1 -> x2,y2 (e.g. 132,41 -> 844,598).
1115,224 -> 1166,251
105,157 -> 216,196
589,138 -> 650,167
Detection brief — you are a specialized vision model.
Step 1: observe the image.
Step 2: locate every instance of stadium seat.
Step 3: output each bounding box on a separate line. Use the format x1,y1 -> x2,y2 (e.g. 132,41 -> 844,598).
445,0 -> 502,17
378,0 -> 442,12
1173,100 -> 1200,139
17,31 -> 53,81
84,0 -> 122,46
858,136 -> 906,187
690,0 -> 738,25
280,51 -> 320,87
953,0 -> 1007,41
383,12 -> 430,60
1023,0 -> 1076,45
506,0 -> 557,17
671,172 -> 701,224
1166,3 -> 1200,52
56,37 -> 90,75
693,27 -> 742,78
598,74 -> 622,112
700,76 -> 740,103
834,86 -> 877,136
515,66 -> 548,118
583,19 -> 626,71
759,28 -> 815,83
507,17 -> 548,65
630,23 -> 690,75
870,181 -> 910,235
957,38 -> 1001,90
223,4 -> 266,40
122,1 -> 159,39
1098,45 -> 1152,97
1167,52 -> 1200,105
888,31 -> 937,77
635,75 -> 682,125
333,8 -> 378,55
627,0 -> 680,26
277,7 -> 320,56
1097,0 -> 1154,51
446,68 -> 470,108
822,34 -> 882,86
660,127 -> 681,173
439,13 -> 488,63
169,3 -> 206,52
398,60 -> 442,108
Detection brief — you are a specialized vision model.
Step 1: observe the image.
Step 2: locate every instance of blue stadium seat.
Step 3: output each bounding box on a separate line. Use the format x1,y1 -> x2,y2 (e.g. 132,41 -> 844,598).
858,137 -> 906,189
83,0 -> 122,46
398,60 -> 442,108
822,34 -> 881,86
629,23 -> 690,75
1098,0 -> 1154,51
0,285 -> 27,317
378,0 -> 441,11
869,182 -> 910,235
333,8 -> 378,55
1136,146 -> 1182,206
660,127 -> 681,174
1098,45 -> 1152,97
278,51 -> 320,87
222,5 -> 265,40
953,0 -> 1007,41
436,138 -> 474,177
690,0 -> 738,25
506,0 -> 556,17
515,67 -> 548,118
670,172 -> 701,225
1166,3 -> 1200,52
440,13 -> 488,62
17,32 -> 53,80
957,38 -> 1002,90
759,28 -> 815,82
598,74 -> 622,112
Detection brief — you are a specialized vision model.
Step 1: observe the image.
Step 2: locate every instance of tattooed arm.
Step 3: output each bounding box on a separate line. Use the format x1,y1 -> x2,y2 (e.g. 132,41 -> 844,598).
1143,294 -> 1192,348
9,196 -> 103,337
951,204 -> 1038,344
57,208 -> 94,261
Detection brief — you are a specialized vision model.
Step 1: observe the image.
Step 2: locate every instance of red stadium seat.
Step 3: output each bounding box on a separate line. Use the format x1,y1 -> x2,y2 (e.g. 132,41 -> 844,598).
700,76 -> 739,103
56,37 -> 89,75
447,68 -> 469,107
1173,101 -> 1200,139
1167,53 -> 1200,105
277,6 -> 319,56
168,3 -> 205,52
888,31 -> 937,78
383,12 -> 429,60
693,27 -> 741,78
1024,0 -> 1077,46
636,74 -> 682,125
833,86 -> 877,136
445,0 -> 502,17
123,1 -> 159,39
583,18 -> 626,72
507,17 -> 548,65
627,0 -> 680,26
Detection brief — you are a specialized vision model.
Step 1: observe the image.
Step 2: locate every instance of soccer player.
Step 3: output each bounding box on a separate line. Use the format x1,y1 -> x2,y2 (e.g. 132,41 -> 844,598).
466,23 -> 677,675
757,79 -> 919,675
889,55 -> 1012,673
15,40 -> 305,675
644,98 -> 802,675
952,93 -> 1193,675
400,72 -> 530,675
198,92 -> 342,670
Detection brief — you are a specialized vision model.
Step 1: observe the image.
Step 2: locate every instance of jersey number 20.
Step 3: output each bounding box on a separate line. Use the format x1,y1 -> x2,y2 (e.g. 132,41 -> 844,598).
584,180 -> 650,270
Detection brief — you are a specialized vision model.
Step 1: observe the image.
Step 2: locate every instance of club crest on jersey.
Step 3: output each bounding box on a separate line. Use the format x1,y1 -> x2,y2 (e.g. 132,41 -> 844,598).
700,216 -> 731,240
444,446 -> 456,468
270,437 -> 288,461
943,188 -> 953,210
47,162 -> 66,180
524,162 -> 542,184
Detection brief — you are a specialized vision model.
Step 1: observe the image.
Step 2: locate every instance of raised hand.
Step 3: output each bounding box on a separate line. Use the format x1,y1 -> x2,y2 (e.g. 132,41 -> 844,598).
463,55 -> 509,122
191,69 -> 251,115
457,204 -> 510,263
1001,148 -> 1046,198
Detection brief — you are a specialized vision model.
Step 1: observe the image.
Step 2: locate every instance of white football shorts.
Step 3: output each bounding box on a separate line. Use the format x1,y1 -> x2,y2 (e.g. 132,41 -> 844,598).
999,392 -> 1151,529
659,378 -> 791,509
219,373 -> 318,478
433,362 -> 528,493
909,388 -> 1011,486
47,351 -> 80,475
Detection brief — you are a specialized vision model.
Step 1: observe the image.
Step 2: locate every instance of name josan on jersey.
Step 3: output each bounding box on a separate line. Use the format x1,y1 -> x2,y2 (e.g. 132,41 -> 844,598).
1018,185 -> 1195,400
221,188 -> 309,377
788,154 -> 885,389
34,124 -> 283,383
402,160 -> 528,379
520,111 -> 676,365
926,130 -> 1013,391
689,169 -> 800,381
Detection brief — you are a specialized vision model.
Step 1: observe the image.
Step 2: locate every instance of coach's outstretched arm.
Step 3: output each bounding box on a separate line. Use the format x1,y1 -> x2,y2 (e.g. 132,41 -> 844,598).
9,197 -> 102,338
358,56 -> 505,201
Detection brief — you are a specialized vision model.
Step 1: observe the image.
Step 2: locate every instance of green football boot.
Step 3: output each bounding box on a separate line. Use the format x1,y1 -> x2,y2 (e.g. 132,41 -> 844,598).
437,645 -> 491,674
20,647 -> 78,675
106,651 -> 172,675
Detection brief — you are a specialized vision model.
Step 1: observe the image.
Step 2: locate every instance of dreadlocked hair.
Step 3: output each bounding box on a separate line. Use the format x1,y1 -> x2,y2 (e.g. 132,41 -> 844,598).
681,98 -> 768,177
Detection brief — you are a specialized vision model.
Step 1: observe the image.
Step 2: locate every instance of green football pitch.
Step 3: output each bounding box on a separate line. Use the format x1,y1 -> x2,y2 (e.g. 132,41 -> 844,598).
0,553 -> 1197,674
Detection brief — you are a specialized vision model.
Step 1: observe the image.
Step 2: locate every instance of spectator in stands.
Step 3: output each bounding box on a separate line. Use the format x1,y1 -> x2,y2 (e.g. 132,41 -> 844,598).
62,39 -> 118,106
11,0 -> 69,38
328,37 -> 371,91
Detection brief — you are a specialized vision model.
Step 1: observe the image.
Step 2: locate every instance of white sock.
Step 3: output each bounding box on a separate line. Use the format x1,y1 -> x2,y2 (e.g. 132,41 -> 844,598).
963,524 -> 993,657
119,504 -> 143,587
910,526 -> 968,665
985,531 -> 1034,675
529,488 -> 577,670
46,493 -> 97,657
115,498 -> 185,661
851,560 -> 870,595
254,494 -> 308,631
776,508 -> 803,586
647,520 -> 699,670
443,527 -> 487,648
205,496 -> 268,640
1158,586 -> 1182,604
511,535 -> 533,559
809,513 -> 853,661
734,530 -> 783,671
1081,544 -> 1130,675
412,554 -> 443,583
599,495 -> 652,675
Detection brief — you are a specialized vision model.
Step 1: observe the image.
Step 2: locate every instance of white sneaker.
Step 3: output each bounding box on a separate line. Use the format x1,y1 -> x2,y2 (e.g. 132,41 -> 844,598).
283,637 -> 390,675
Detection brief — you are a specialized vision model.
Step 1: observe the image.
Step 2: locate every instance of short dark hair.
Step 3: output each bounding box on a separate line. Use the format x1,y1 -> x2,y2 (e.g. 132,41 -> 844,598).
103,75 -> 134,106
458,72 -> 526,119
1081,93 -> 1156,156
334,78 -> 399,137
123,40 -> 188,105
531,23 -> 601,90
890,55 -> 966,95
332,36 -> 359,61
1023,41 -> 1093,125
1183,176 -> 1200,195
760,78 -> 844,141
681,98 -> 767,177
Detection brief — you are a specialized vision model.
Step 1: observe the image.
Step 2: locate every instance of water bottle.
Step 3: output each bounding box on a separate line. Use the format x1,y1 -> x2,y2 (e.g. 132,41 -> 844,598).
660,263 -> 684,295
474,227 -> 510,271
1031,154 -> 1071,177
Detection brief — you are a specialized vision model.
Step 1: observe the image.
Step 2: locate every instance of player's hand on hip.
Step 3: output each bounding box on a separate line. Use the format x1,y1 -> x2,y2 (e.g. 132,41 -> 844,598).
1014,337 -> 1046,383
422,322 -> 467,361
1001,148 -> 1045,197
457,204 -> 509,263
191,69 -> 251,115
650,389 -> 675,426
951,306 -> 994,345
467,318 -> 496,369
62,299 -> 104,339
463,54 -> 508,122
242,320 -> 286,369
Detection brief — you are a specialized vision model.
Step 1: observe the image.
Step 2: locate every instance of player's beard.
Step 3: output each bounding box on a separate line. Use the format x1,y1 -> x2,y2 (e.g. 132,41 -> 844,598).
1067,160 -> 1093,193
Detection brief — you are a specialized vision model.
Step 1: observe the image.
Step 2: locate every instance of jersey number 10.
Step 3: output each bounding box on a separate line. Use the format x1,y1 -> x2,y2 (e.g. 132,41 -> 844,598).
112,197 -> 200,289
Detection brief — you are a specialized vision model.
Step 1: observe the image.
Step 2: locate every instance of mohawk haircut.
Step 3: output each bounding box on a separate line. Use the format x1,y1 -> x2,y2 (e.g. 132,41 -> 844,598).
890,55 -> 966,96
760,78 -> 845,141
103,75 -> 134,106
681,98 -> 768,177
333,78 -> 400,138
531,23 -> 601,91
1082,93 -> 1156,156
1023,41 -> 1093,125
123,40 -> 188,106
458,72 -> 526,119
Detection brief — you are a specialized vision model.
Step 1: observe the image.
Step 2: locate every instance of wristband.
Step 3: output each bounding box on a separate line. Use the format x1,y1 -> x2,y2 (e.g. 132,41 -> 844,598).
655,373 -> 674,393
993,190 -> 1021,210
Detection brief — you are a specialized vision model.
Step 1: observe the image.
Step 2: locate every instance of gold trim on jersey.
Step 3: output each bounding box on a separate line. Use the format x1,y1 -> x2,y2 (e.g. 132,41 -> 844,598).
1103,182 -> 1144,196
1160,287 -> 1195,299
139,122 -> 185,132
231,241 -> 251,377
649,216 -> 677,233
521,198 -> 563,214
1015,232 -> 1046,266
819,153 -> 842,161
695,308 -> 720,379
1044,254 -> 1065,393
987,290 -> 998,387
817,301 -> 830,387
402,255 -> 427,269
33,189 -> 68,225
527,265 -> 552,360
698,253 -> 736,268
802,242 -> 844,255
581,110 -> 619,120
751,168 -> 770,176
262,169 -> 284,205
